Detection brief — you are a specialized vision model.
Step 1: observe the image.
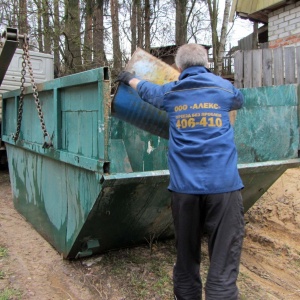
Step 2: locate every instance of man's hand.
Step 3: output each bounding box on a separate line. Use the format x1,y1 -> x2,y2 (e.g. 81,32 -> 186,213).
115,71 -> 136,86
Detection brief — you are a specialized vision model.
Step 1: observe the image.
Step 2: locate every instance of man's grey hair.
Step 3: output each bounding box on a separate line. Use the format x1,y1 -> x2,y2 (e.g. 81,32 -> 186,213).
175,43 -> 209,71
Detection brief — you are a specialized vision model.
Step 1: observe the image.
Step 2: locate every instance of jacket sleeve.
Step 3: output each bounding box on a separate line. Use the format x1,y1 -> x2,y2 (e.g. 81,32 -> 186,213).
230,86 -> 244,111
136,80 -> 175,109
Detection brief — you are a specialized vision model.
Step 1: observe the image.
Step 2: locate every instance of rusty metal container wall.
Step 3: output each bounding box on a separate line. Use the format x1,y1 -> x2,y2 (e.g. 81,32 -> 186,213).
2,49 -> 300,259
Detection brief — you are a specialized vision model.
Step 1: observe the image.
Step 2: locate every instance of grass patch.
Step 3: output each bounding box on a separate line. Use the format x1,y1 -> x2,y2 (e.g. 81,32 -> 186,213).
293,258 -> 300,268
0,288 -> 21,300
0,270 -> 5,280
80,240 -> 213,299
0,246 -> 8,284
0,247 -> 8,258
95,241 -> 176,299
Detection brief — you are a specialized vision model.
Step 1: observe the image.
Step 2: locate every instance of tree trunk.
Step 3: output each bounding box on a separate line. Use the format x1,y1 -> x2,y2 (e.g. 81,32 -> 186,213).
144,0 -> 150,51
131,1 -> 137,55
64,0 -> 82,74
110,0 -> 122,77
11,0 -> 18,27
207,0 -> 232,76
217,0 -> 231,75
42,0 -> 52,54
18,0 -> 29,36
36,0 -> 44,52
136,0 -> 143,48
175,0 -> 187,46
207,0 -> 219,75
93,0 -> 108,67
53,0 -> 61,77
83,0 -> 93,68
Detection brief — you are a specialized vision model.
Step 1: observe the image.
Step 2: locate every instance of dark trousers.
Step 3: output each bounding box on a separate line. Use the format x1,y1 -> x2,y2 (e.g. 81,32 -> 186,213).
171,190 -> 245,300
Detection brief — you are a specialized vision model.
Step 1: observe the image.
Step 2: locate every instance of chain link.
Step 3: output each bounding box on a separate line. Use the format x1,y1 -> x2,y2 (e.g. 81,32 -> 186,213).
13,34 -> 53,148
13,47 -> 26,142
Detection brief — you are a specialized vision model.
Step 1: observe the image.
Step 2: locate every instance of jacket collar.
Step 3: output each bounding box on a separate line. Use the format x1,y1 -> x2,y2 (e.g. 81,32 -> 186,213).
179,66 -> 211,80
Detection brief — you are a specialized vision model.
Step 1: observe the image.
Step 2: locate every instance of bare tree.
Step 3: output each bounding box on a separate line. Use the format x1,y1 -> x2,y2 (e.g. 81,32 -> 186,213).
36,0 -> 44,51
110,0 -> 122,76
136,0 -> 143,48
174,0 -> 198,46
119,0 -> 156,55
130,0 -> 138,55
207,0 -> 232,75
187,2 -> 210,44
144,0 -> 150,51
83,0 -> 93,67
18,0 -> 29,35
0,0 -> 234,79
175,0 -> 187,45
149,0 -> 175,46
93,0 -> 108,67
53,0 -> 61,77
129,0 -> 152,53
63,0 -> 82,74
42,0 -> 52,53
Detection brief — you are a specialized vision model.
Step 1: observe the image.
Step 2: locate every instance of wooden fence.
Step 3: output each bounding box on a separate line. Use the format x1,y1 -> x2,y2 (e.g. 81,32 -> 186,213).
234,46 -> 300,88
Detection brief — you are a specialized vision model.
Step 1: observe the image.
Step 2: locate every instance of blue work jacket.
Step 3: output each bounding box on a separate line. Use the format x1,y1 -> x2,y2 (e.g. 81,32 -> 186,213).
136,66 -> 244,194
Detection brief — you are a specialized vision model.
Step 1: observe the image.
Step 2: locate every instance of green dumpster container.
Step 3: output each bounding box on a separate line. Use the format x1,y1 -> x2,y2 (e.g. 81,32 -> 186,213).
1,48 -> 300,258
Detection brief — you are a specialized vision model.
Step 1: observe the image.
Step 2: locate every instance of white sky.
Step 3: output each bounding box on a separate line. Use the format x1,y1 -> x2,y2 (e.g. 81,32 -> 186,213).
218,0 -> 254,48
229,17 -> 254,47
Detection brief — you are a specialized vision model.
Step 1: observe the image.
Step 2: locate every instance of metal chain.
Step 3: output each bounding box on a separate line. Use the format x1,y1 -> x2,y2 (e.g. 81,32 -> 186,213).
14,34 -> 53,148
13,46 -> 26,142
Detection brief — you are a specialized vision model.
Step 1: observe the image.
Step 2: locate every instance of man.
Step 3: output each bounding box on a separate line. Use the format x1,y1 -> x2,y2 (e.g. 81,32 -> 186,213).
116,43 -> 245,300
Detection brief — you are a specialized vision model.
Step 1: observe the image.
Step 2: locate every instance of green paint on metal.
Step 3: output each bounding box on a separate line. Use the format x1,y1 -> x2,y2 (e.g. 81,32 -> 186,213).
109,139 -> 133,173
1,136 -> 105,172
238,159 -> 300,211
6,144 -> 102,256
2,60 -> 300,258
75,239 -> 101,258
109,116 -> 169,172
235,85 -> 299,163
67,175 -> 174,258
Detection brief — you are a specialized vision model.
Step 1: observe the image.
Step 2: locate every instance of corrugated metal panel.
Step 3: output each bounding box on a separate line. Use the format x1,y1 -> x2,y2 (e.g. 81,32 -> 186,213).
0,49 -> 54,121
0,49 -> 54,95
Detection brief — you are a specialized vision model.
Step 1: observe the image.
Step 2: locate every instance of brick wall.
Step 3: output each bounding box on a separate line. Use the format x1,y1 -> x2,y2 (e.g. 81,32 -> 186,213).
268,1 -> 300,48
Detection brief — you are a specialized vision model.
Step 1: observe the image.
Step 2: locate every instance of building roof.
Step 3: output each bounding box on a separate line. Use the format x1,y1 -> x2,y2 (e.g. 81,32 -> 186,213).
229,0 -> 294,23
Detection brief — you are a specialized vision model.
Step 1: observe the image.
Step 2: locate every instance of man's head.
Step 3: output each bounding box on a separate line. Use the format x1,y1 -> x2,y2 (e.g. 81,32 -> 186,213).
175,43 -> 208,72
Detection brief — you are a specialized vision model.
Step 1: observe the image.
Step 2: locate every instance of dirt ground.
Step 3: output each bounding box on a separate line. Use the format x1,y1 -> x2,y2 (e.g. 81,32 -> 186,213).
1,167 -> 300,300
